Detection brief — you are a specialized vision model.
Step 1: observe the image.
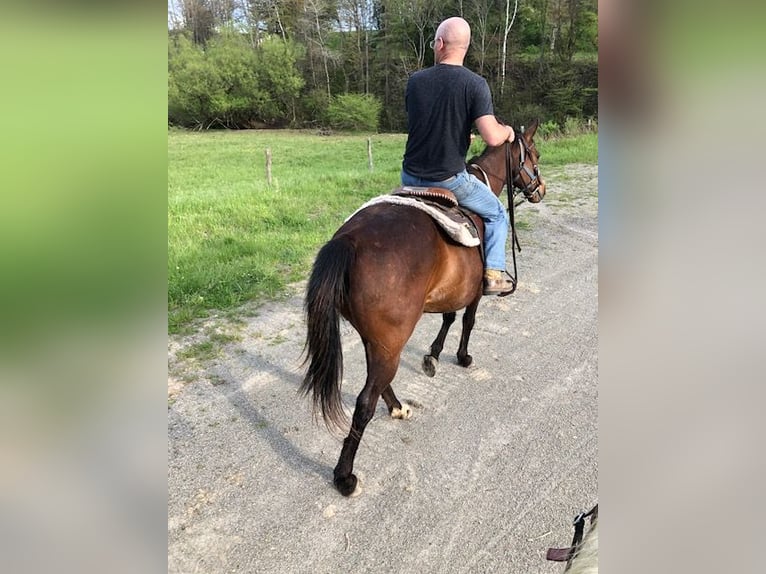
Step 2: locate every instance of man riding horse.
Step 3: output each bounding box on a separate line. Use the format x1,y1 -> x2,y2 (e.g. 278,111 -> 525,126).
401,16 -> 517,296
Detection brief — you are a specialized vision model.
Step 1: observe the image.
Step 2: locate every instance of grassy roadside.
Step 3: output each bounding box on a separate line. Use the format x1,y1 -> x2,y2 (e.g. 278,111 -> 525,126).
168,129 -> 597,333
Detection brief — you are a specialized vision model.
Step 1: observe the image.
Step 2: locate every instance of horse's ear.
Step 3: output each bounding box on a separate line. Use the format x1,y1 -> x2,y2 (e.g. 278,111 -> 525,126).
524,119 -> 540,139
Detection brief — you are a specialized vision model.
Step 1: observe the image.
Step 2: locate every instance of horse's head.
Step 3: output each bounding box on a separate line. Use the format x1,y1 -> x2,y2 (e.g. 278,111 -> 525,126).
512,120 -> 546,203
468,119 -> 546,203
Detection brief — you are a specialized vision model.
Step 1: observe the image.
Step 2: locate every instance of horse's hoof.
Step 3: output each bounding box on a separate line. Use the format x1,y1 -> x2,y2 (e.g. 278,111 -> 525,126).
457,354 -> 473,368
390,403 -> 412,420
422,355 -> 437,377
334,473 -> 358,497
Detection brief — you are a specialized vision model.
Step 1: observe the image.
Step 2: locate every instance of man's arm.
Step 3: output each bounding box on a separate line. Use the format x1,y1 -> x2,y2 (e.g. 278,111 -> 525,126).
475,115 -> 515,147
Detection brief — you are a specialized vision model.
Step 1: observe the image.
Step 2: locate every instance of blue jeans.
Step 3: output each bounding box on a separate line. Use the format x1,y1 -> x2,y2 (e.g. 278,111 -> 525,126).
401,169 -> 509,271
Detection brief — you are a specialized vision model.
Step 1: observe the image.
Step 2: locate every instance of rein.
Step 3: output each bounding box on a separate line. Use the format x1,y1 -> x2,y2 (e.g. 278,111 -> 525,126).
504,140 -> 521,295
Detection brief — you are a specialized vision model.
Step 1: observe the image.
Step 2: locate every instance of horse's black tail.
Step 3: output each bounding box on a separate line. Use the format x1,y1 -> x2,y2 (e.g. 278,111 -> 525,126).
300,237 -> 354,430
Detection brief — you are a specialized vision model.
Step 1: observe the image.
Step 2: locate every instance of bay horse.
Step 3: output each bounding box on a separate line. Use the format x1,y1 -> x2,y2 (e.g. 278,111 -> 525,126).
301,120 -> 545,496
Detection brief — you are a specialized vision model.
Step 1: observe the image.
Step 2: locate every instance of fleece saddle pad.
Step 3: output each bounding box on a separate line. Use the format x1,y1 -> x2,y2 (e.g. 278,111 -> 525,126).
345,192 -> 480,247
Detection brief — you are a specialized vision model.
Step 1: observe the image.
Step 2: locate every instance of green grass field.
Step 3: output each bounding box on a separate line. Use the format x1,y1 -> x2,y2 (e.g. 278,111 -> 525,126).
168,129 -> 597,333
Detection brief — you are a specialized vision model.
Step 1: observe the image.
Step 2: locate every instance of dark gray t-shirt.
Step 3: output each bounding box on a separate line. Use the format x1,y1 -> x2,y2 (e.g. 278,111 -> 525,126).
402,64 -> 494,181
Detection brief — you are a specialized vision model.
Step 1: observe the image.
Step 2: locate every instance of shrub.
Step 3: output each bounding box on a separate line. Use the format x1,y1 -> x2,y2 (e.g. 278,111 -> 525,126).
564,116 -> 582,135
168,34 -> 223,128
538,120 -> 561,139
168,32 -> 304,129
205,31 -> 264,128
296,88 -> 330,128
256,36 -> 305,125
325,93 -> 381,132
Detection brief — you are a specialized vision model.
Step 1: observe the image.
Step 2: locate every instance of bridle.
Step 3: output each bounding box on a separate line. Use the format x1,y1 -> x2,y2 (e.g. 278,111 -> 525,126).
509,134 -> 543,202
468,135 -> 543,203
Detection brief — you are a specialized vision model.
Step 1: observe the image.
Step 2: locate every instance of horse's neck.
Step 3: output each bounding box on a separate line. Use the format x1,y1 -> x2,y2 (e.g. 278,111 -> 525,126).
474,155 -> 506,196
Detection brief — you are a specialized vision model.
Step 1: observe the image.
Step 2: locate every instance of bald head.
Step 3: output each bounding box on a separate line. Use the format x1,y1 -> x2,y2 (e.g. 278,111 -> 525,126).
434,17 -> 470,63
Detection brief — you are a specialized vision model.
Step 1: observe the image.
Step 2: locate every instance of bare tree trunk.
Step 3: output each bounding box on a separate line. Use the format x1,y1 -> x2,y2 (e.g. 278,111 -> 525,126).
365,29 -> 370,94
238,0 -> 257,48
274,3 -> 287,42
412,21 -> 429,70
550,24 -> 557,53
402,0 -> 438,70
538,0 -> 550,71
470,0 -> 491,75
179,0 -> 215,44
551,0 -> 564,56
355,2 -> 364,93
565,0 -> 581,62
306,0 -> 332,98
500,0 -> 519,96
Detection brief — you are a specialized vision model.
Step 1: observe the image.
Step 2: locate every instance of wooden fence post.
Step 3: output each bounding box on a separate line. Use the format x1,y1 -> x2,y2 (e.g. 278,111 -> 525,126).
367,138 -> 373,172
265,148 -> 272,186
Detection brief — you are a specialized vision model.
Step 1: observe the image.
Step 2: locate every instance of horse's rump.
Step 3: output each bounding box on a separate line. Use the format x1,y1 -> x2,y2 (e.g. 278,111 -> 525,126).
340,204 -> 484,314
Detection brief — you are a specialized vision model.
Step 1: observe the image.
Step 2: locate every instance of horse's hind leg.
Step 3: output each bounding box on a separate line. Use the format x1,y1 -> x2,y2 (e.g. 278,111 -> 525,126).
456,297 -> 481,367
381,385 -> 412,419
333,345 -> 400,496
422,312 -> 457,377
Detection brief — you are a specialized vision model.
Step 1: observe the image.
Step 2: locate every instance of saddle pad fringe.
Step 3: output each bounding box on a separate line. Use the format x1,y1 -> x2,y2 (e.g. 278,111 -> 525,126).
393,186 -> 458,208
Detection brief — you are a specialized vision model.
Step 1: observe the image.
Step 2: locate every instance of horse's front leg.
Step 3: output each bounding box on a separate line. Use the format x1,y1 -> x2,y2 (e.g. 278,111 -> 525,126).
456,296 -> 481,367
422,311 -> 456,377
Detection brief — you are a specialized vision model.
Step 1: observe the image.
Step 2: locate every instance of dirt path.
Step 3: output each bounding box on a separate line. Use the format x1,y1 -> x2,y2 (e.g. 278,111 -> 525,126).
168,163 -> 598,573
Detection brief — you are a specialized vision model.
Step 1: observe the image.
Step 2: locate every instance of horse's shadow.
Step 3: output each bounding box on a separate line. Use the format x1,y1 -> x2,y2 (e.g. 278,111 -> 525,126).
215,315 -> 465,484
215,357 -> 332,481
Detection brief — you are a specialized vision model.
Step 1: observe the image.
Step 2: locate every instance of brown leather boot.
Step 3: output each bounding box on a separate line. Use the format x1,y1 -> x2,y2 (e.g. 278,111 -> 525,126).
483,269 -> 515,296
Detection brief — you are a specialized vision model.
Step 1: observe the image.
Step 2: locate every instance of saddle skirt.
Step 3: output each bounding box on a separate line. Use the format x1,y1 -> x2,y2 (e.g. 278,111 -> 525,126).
345,187 -> 480,247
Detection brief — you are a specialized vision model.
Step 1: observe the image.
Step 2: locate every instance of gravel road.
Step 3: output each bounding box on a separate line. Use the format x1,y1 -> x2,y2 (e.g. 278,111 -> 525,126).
168,163 -> 598,574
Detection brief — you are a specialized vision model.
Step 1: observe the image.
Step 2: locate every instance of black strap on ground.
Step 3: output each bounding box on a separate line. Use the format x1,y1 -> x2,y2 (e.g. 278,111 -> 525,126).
546,504 -> 599,563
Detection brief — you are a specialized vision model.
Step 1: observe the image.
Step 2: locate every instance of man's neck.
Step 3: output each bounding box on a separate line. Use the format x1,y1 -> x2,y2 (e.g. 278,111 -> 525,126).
436,56 -> 464,66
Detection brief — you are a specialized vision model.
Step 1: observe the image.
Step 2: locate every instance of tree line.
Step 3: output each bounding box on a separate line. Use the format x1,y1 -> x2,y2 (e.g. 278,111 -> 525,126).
168,0 -> 597,132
